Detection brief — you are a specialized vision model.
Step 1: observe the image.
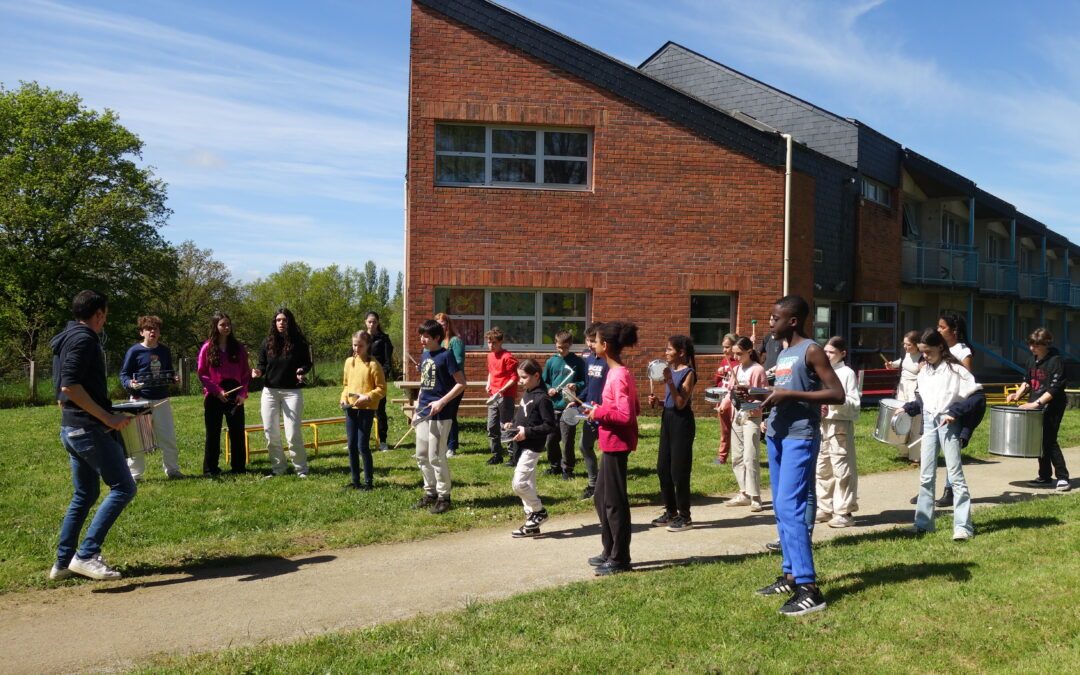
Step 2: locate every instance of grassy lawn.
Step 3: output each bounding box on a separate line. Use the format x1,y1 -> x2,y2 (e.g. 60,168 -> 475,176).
141,493 -> 1080,673
2,385 -> 1077,594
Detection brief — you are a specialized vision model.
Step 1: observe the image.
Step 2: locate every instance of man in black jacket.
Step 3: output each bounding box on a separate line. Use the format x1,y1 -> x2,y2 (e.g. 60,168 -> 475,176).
49,290 -> 137,581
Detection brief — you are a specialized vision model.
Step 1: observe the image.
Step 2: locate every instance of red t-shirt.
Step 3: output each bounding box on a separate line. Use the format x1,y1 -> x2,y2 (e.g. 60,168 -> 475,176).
487,349 -> 519,397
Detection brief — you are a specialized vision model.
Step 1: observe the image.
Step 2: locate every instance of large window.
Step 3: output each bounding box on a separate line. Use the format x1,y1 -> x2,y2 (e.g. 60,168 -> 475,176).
861,177 -> 891,207
849,302 -> 896,370
435,124 -> 591,189
433,288 -> 589,349
690,294 -> 734,352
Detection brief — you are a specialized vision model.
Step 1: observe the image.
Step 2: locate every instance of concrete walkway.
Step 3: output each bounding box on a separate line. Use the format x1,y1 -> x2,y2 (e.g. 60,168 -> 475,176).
1,447 -> 1076,674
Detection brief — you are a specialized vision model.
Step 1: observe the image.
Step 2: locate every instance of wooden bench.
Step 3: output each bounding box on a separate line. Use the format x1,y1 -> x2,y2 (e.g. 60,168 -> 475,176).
857,368 -> 901,400
224,416 -> 350,464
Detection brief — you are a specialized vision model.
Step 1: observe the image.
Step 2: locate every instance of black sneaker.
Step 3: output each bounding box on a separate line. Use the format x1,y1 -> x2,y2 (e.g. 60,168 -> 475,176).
528,509 -> 549,526
561,471 -> 574,481
909,495 -> 918,505
1028,477 -> 1053,487
580,486 -> 595,500
511,524 -> 540,538
594,561 -> 631,576
651,511 -> 674,526
430,496 -> 451,514
587,553 -> 607,567
764,540 -> 782,553
778,584 -> 827,616
666,516 -> 693,532
756,576 -> 794,596
545,466 -> 562,476
358,484 -> 373,491
486,456 -> 503,466
413,493 -> 437,509
935,486 -> 954,508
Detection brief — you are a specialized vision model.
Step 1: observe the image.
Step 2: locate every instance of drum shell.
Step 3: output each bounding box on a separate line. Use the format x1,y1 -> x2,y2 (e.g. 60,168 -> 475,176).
703,387 -> 726,404
988,405 -> 1043,458
117,412 -> 156,455
872,398 -> 909,446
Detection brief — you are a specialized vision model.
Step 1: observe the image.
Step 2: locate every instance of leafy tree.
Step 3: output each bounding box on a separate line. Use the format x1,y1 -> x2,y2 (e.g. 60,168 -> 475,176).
156,240 -> 242,359
0,82 -> 173,369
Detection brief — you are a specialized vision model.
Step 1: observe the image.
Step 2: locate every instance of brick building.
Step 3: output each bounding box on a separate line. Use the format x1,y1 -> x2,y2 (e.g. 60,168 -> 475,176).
405,0 -> 1079,404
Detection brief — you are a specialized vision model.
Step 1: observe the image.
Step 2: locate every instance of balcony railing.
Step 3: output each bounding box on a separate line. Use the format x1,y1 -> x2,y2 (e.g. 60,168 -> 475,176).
901,240 -> 978,287
1048,277 -> 1071,305
1071,284 -> 1080,309
978,260 -> 1018,295
1018,272 -> 1048,300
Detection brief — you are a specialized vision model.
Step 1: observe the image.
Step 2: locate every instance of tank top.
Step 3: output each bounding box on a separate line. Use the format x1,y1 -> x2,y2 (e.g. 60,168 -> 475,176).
664,366 -> 694,410
767,338 -> 821,439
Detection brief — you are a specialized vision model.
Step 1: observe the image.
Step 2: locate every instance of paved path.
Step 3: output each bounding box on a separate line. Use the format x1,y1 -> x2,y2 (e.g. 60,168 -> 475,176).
1,448 -> 1076,674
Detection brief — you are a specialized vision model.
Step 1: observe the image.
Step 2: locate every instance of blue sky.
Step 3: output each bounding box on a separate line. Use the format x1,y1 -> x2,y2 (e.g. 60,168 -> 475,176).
2,0 -> 1079,281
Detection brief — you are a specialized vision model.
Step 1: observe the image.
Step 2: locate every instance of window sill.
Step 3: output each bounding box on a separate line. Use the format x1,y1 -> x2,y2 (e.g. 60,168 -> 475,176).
435,183 -> 593,194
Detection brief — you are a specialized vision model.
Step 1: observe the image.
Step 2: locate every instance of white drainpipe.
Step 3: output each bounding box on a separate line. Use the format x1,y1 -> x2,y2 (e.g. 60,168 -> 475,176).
782,133 -> 793,296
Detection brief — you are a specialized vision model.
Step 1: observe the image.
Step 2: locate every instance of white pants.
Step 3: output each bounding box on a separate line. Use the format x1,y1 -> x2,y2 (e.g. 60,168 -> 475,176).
415,418 -> 452,498
729,414 -> 761,497
262,388 -> 307,475
127,398 -> 181,479
512,448 -> 543,515
817,418 -> 858,515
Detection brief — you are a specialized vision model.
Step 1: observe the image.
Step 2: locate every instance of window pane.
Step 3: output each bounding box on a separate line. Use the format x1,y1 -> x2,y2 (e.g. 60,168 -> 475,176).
496,320 -> 535,344
434,287 -> 484,316
455,319 -> 486,347
542,320 -> 586,344
544,132 -> 588,157
492,158 -> 536,183
543,160 -> 587,185
435,124 -> 485,153
491,291 -> 535,316
492,129 -> 536,155
690,322 -> 725,348
542,292 -> 587,317
436,156 -> 484,184
690,294 -> 731,320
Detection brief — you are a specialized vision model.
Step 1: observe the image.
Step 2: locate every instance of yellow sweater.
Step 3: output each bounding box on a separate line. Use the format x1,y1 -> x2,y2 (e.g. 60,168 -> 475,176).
340,357 -> 386,410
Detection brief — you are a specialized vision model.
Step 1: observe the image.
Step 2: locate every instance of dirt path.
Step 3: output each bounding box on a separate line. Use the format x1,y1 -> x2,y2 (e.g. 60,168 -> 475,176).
1,448 -> 1075,674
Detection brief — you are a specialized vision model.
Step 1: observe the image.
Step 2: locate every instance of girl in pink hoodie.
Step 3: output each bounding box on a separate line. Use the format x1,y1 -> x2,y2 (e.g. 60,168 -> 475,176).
586,321 -> 640,576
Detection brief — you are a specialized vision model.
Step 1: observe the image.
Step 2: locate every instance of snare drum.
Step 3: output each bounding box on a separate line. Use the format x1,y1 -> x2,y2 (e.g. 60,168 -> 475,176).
872,398 -> 910,447
704,387 -> 726,404
112,401 -> 157,455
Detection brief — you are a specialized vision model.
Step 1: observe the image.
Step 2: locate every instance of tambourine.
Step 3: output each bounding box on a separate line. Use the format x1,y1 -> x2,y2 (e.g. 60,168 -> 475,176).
703,387 -> 726,404
647,359 -> 667,382
501,426 -> 521,443
561,404 -> 593,427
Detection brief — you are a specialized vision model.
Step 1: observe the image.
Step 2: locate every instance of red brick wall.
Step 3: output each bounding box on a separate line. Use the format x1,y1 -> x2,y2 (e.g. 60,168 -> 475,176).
854,191 -> 902,302
407,3 -> 796,416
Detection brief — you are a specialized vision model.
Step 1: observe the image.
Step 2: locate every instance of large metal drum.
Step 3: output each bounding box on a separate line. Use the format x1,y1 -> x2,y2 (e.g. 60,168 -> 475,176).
113,401 -> 157,455
872,398 -> 911,446
988,405 -> 1043,458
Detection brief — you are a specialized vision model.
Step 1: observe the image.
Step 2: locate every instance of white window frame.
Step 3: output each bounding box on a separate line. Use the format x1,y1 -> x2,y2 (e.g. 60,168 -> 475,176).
861,176 -> 891,207
434,123 -> 592,190
433,287 -> 590,350
690,292 -> 735,354
941,211 -> 965,246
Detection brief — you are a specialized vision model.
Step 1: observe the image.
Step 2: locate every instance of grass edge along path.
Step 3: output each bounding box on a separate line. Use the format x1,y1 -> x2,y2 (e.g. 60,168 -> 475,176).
141,493 -> 1080,674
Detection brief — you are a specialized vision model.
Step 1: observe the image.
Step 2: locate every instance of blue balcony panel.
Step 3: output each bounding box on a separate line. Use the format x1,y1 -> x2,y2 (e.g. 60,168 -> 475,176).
1018,272 -> 1048,300
978,260 -> 1018,295
1070,284 -> 1080,309
901,240 -> 978,287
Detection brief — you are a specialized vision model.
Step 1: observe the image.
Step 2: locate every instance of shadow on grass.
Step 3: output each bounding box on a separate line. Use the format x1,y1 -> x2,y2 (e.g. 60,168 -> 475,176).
825,561 -> 978,602
93,554 -> 338,594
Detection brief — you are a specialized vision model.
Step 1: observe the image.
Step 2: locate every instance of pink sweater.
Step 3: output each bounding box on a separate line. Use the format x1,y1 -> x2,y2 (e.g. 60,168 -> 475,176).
197,341 -> 251,400
592,365 -> 640,452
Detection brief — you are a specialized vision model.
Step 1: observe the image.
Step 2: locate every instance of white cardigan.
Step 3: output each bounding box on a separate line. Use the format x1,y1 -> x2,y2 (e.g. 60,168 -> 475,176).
916,360 -> 981,416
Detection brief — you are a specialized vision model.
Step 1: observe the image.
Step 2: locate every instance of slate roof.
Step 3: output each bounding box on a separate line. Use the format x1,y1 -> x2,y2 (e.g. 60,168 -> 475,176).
415,0 -> 783,166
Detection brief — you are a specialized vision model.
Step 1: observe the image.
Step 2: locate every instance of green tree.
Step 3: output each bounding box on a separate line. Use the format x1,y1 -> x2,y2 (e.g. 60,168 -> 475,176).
0,82 -> 174,370
156,240 -> 243,360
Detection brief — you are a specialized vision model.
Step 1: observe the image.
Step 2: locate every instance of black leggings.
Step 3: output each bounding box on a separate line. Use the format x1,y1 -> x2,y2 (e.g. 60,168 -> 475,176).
657,407 -> 695,518
203,397 -> 247,473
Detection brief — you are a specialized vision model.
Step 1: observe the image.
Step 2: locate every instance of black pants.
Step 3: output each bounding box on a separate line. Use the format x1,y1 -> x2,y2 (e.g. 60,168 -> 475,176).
595,451 -> 631,564
203,397 -> 246,473
546,412 -> 577,472
657,407 -> 695,519
376,396 -> 389,446
1038,403 -> 1070,481
346,408 -> 375,487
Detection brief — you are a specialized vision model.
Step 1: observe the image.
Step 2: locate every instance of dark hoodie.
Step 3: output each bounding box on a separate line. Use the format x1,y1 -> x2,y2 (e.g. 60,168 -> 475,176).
370,331 -> 395,381
512,384 -> 557,452
50,321 -> 110,428
1027,347 -> 1067,410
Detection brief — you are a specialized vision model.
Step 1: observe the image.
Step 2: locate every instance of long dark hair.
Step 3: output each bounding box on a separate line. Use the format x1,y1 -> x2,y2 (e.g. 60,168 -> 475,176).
366,311 -> 384,336
266,307 -> 307,359
733,336 -> 759,364
207,312 -> 242,367
920,328 -> 961,370
939,311 -> 969,348
597,321 -> 638,360
668,334 -> 697,372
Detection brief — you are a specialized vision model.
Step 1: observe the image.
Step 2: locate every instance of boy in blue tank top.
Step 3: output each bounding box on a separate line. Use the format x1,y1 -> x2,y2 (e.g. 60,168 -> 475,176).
744,295 -> 844,616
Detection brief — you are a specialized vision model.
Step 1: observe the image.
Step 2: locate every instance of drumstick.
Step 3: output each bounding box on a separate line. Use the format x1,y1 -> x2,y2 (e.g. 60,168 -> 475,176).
906,421 -> 948,448
392,426 -> 415,449
879,352 -> 890,366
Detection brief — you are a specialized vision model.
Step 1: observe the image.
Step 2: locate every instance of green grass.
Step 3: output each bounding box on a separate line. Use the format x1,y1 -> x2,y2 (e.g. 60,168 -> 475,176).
141,494 -> 1080,673
1,387 -> 1077,594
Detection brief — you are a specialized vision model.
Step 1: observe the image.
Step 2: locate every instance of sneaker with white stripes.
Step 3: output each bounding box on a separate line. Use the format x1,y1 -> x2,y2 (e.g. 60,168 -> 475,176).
779,584 -> 827,616
68,554 -> 121,580
48,564 -> 73,581
756,575 -> 794,596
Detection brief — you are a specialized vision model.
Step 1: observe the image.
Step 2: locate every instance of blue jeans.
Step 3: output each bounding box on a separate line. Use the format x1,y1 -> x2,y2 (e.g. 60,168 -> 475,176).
345,409 -> 375,487
767,434 -> 819,584
915,414 -> 973,536
57,425 -> 137,566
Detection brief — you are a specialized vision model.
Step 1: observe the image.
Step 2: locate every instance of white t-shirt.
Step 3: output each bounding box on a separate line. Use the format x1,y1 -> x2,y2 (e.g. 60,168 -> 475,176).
950,343 -> 972,365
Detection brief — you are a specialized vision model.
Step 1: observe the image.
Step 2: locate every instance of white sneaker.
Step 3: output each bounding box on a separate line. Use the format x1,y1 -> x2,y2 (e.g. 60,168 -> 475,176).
952,529 -> 973,541
296,472 -> 308,479
1056,479 -> 1071,492
49,564 -> 73,581
69,554 -> 122,580
814,510 -> 831,524
379,442 -> 389,452
749,498 -> 763,512
828,514 -> 854,528
725,494 -> 751,507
